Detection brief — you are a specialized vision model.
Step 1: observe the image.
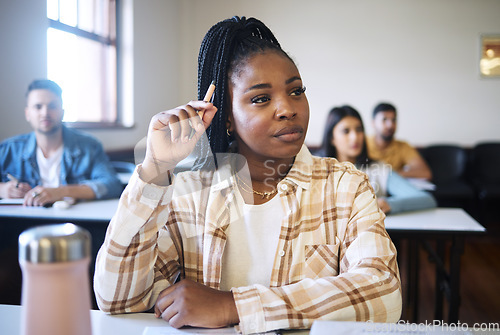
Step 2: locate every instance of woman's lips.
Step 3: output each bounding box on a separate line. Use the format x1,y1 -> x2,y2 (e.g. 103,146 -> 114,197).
274,126 -> 304,142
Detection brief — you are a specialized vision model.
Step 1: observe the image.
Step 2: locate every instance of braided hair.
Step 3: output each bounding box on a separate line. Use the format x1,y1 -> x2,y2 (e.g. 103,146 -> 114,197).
194,16 -> 294,169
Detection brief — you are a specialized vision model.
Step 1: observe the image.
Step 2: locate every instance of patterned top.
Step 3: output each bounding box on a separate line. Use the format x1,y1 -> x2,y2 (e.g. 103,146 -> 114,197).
366,136 -> 421,172
94,146 -> 402,334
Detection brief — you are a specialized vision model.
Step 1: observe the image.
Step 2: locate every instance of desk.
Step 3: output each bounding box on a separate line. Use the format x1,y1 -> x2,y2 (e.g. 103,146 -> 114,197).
0,198 -> 119,261
385,208 -> 486,324
0,199 -> 119,307
0,198 -> 119,222
2,305 -> 496,335
0,304 -> 200,335
0,205 -> 486,324
0,304 -> 307,335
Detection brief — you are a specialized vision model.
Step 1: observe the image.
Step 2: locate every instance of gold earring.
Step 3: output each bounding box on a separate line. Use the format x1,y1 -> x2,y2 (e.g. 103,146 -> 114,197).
227,129 -> 232,137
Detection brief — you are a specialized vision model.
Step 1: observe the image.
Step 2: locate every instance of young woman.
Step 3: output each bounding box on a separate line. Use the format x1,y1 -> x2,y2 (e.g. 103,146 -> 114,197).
94,17 -> 402,334
320,105 -> 437,214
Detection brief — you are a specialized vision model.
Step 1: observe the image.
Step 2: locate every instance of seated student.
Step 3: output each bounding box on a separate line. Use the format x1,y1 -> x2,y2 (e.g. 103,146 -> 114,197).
0,79 -> 123,206
94,16 -> 402,334
320,105 -> 437,214
366,102 -> 432,181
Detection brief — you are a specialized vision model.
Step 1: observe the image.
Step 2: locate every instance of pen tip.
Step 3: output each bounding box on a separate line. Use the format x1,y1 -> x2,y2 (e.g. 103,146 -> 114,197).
210,80 -> 215,85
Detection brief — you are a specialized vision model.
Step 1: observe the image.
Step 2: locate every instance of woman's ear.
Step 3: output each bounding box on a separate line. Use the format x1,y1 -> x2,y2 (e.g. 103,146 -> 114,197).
226,114 -> 234,132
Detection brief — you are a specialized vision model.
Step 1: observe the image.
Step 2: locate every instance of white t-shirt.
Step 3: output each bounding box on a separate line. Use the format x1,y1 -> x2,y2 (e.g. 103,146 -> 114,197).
220,191 -> 283,291
36,145 -> 63,187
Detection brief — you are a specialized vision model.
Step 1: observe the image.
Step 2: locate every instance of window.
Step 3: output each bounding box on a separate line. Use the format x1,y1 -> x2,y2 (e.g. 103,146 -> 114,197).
47,0 -> 120,126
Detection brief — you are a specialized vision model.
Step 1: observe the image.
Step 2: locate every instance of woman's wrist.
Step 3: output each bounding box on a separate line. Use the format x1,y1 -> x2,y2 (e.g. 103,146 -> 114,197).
140,159 -> 174,186
224,291 -> 240,326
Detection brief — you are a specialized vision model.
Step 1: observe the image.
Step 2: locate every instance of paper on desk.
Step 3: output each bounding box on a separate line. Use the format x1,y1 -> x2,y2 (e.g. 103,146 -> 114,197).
142,326 -> 238,335
0,198 -> 24,205
407,178 -> 436,191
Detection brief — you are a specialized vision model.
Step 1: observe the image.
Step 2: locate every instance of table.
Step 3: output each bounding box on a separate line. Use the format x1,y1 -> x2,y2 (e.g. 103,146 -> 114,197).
0,204 -> 486,324
0,304 -> 228,335
0,198 -> 119,262
384,208 -> 486,324
2,305 -> 496,335
0,199 -> 119,308
0,198 -> 119,222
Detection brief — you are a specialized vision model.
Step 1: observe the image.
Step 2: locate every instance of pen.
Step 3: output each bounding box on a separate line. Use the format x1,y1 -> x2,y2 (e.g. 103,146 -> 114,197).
197,80 -> 216,119
7,173 -> 20,188
189,81 -> 216,139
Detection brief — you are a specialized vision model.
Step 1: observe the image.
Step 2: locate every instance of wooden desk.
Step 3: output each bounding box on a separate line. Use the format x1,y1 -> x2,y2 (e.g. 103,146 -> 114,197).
385,208 -> 486,324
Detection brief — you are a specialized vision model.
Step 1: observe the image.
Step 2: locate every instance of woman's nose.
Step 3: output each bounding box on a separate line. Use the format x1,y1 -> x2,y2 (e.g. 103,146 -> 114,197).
275,100 -> 296,120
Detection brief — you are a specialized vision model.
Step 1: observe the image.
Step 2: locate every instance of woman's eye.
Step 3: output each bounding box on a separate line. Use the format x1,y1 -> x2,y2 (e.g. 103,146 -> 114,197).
251,95 -> 270,104
290,86 -> 306,96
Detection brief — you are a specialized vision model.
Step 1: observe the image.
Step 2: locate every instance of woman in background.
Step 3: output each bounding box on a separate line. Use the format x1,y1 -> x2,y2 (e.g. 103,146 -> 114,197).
320,105 -> 436,214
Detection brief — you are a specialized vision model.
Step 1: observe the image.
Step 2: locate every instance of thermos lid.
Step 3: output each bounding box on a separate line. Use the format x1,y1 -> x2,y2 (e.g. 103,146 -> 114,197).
18,223 -> 91,263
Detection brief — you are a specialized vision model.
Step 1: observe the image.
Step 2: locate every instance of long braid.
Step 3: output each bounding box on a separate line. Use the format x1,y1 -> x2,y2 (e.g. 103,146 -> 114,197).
193,16 -> 291,169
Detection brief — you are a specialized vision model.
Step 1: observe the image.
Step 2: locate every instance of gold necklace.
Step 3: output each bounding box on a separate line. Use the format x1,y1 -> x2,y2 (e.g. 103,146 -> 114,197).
234,173 -> 278,199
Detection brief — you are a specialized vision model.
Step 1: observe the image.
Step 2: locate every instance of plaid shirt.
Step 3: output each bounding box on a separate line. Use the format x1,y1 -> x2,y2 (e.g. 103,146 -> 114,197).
94,146 -> 402,334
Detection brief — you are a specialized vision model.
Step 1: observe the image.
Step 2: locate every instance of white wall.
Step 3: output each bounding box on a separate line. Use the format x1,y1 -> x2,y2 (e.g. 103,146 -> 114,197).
177,0 -> 500,148
0,0 -> 47,139
1,0 -> 499,151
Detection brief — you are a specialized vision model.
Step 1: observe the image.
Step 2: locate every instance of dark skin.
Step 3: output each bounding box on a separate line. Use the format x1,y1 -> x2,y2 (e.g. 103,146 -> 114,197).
142,50 -> 310,328
227,51 -> 309,205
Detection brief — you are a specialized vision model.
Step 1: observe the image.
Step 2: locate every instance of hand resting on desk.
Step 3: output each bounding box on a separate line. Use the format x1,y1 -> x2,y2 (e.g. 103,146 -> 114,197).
154,279 -> 239,329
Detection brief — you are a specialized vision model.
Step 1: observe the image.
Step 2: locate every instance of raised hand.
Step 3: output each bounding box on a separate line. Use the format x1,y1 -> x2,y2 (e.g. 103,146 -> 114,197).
141,101 -> 217,184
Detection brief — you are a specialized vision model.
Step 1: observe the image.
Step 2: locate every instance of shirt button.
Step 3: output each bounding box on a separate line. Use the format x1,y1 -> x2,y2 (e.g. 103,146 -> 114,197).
372,275 -> 379,281
280,184 -> 288,191
279,250 -> 285,257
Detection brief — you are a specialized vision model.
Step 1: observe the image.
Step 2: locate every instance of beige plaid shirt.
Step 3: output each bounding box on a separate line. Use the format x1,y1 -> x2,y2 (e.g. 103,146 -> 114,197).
94,146 -> 402,334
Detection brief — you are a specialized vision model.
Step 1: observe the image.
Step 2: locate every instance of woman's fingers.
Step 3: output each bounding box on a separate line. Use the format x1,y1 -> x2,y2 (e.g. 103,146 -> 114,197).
175,107 -> 197,143
194,101 -> 218,128
166,313 -> 185,329
153,279 -> 238,329
143,100 -> 218,175
154,285 -> 176,317
151,101 -> 217,139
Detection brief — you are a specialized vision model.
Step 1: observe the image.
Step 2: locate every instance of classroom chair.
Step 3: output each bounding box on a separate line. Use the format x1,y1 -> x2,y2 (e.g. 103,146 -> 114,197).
420,144 -> 475,208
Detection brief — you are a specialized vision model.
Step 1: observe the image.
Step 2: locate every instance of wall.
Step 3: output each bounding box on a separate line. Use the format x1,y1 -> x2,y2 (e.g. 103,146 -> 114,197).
177,0 -> 500,147
0,0 -> 47,139
0,0 -> 180,152
1,0 -> 499,152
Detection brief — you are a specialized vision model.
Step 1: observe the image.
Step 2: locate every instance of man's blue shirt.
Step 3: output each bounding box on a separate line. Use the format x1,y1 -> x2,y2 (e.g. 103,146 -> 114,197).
0,126 -> 123,199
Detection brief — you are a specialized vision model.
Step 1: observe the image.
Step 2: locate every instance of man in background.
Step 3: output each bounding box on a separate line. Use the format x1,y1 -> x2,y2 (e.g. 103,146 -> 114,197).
366,102 -> 432,181
0,79 -> 123,206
